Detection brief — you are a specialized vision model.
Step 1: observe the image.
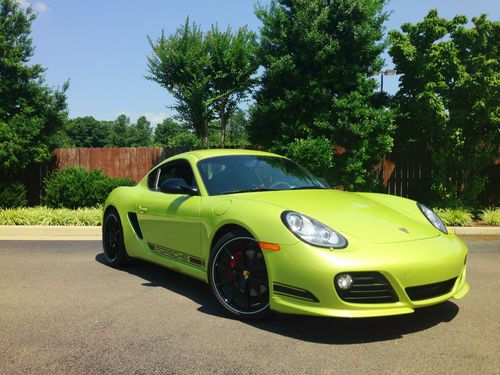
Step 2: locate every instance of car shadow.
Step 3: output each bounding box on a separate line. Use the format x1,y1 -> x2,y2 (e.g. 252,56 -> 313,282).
249,302 -> 458,344
95,253 -> 459,344
95,253 -> 226,318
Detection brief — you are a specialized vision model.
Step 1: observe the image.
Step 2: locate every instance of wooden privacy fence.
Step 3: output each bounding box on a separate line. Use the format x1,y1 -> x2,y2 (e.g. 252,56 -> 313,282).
52,147 -> 192,182
378,146 -> 432,201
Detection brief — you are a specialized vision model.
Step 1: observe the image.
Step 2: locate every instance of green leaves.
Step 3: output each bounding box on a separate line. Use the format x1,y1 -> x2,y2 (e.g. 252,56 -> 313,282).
389,10 -> 499,205
0,206 -> 102,225
250,0 -> 392,190
63,115 -> 154,148
42,166 -> 135,209
153,117 -> 201,148
0,0 -> 68,176
147,18 -> 258,148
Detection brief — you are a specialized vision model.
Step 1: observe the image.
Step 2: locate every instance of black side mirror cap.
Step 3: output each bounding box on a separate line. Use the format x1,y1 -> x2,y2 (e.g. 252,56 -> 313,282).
159,178 -> 198,195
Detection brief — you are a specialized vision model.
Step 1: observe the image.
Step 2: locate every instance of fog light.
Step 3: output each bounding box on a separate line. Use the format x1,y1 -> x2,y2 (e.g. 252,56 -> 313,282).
336,273 -> 353,290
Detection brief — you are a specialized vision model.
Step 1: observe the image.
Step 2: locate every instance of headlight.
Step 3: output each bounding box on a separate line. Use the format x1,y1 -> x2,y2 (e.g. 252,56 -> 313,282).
281,211 -> 348,248
417,203 -> 448,234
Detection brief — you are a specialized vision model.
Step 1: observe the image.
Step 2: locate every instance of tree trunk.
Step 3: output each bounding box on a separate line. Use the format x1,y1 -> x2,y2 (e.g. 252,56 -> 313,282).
220,100 -> 226,148
202,119 -> 210,149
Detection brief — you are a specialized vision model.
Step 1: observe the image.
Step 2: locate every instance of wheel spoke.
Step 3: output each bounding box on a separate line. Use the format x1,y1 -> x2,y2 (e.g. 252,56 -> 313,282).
244,282 -> 251,309
216,279 -> 235,288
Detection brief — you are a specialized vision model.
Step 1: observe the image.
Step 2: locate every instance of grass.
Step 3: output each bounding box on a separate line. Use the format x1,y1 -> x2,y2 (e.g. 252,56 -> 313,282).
434,208 -> 474,227
0,206 -> 102,226
480,208 -> 500,226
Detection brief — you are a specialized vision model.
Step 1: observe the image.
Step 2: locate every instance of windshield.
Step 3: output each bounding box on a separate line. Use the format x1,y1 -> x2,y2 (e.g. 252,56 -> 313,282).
197,155 -> 328,196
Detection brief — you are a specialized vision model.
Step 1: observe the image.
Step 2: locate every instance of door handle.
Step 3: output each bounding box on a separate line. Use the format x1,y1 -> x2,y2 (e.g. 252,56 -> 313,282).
138,205 -> 148,214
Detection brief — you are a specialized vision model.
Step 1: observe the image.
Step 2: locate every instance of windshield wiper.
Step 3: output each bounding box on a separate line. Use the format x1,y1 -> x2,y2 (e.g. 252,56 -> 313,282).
222,187 -> 277,195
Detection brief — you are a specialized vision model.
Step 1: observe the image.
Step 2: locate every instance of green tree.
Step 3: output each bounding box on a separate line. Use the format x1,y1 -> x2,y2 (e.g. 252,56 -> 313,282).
226,108 -> 250,146
147,18 -> 258,148
127,116 -> 152,146
389,10 -> 499,205
147,19 -> 212,147
249,0 -> 393,190
106,114 -> 130,147
154,117 -> 200,148
205,25 -> 258,147
154,117 -> 182,144
65,116 -> 110,147
0,0 -> 68,176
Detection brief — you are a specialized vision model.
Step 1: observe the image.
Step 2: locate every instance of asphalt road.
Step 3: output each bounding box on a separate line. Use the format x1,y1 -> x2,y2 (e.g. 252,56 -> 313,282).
1,238 -> 499,375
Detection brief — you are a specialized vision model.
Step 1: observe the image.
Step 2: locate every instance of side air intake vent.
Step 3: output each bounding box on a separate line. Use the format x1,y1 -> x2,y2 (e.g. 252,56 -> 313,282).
128,212 -> 143,239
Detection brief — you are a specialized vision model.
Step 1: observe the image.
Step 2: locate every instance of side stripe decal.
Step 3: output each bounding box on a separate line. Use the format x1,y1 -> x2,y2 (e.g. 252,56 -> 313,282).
147,242 -> 205,269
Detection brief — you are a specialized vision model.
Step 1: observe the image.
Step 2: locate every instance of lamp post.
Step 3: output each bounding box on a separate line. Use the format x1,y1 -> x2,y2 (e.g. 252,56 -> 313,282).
379,69 -> 397,93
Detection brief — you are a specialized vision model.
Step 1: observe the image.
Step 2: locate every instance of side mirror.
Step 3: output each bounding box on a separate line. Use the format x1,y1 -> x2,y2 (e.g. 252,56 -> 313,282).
159,178 -> 198,195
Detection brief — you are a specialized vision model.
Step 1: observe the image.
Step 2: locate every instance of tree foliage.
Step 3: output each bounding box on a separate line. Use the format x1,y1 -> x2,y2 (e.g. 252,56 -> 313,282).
63,115 -> 153,147
0,0 -> 68,176
126,116 -> 152,146
154,117 -> 201,148
389,10 -> 499,205
147,19 -> 211,147
205,25 -> 258,147
42,166 -> 135,209
249,0 -> 393,190
65,116 -> 109,147
147,18 -> 258,148
225,108 -> 250,146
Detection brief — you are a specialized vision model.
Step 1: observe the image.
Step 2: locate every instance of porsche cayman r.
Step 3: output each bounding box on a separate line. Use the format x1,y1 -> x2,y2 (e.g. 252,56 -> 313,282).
102,149 -> 469,320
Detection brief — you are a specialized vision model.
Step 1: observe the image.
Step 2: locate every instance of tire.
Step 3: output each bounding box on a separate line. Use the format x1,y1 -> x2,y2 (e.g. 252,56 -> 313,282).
102,207 -> 130,267
208,229 -> 271,320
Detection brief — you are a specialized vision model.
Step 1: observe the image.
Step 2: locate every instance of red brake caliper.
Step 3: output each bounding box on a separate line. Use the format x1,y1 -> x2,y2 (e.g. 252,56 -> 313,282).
227,250 -> 242,280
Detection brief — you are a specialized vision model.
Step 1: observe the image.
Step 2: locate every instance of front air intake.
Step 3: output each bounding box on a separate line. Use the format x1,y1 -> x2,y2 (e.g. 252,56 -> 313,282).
405,277 -> 457,301
334,272 -> 398,304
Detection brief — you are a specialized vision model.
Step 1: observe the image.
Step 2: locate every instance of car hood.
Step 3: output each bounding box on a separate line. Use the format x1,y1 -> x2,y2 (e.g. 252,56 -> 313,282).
231,189 -> 439,244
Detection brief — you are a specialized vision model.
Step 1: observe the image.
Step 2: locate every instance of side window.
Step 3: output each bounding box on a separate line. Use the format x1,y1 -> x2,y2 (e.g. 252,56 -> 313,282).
147,167 -> 160,190
151,160 -> 198,192
157,164 -> 177,189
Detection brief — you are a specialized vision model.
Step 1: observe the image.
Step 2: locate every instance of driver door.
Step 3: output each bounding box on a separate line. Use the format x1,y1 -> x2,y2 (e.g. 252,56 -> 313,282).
136,159 -> 204,267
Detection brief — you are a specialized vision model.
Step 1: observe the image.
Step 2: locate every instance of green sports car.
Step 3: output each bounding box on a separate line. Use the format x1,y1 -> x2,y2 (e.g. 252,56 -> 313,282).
102,149 -> 469,320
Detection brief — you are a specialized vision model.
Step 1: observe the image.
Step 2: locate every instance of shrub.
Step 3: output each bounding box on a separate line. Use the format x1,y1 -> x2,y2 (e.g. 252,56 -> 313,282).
480,208 -> 500,226
42,166 -> 135,208
0,206 -> 102,226
434,208 -> 473,227
0,181 -> 28,208
277,137 -> 333,181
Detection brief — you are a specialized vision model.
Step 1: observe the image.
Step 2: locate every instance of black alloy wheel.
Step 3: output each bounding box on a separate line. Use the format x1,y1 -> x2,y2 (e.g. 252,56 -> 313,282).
209,230 -> 270,320
102,208 -> 130,267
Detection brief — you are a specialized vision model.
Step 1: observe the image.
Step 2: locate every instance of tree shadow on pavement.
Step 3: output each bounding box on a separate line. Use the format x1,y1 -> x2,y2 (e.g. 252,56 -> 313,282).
95,253 -> 459,344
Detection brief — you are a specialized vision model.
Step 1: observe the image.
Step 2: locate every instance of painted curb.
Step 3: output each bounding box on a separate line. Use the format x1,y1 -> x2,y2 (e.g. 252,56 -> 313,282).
450,226 -> 500,236
0,225 -> 101,241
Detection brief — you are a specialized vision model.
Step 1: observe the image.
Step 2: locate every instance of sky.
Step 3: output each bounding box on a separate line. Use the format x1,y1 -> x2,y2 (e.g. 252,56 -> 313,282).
20,0 -> 500,125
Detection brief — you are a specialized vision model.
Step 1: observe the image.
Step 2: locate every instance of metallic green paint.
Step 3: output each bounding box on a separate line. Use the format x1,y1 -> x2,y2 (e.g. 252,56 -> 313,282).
103,149 -> 469,318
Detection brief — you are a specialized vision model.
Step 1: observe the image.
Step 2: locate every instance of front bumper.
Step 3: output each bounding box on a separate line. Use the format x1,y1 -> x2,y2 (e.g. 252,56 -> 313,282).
264,234 -> 469,318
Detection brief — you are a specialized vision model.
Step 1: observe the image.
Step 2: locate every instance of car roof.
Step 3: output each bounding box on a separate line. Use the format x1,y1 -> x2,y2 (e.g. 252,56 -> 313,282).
176,149 -> 283,161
